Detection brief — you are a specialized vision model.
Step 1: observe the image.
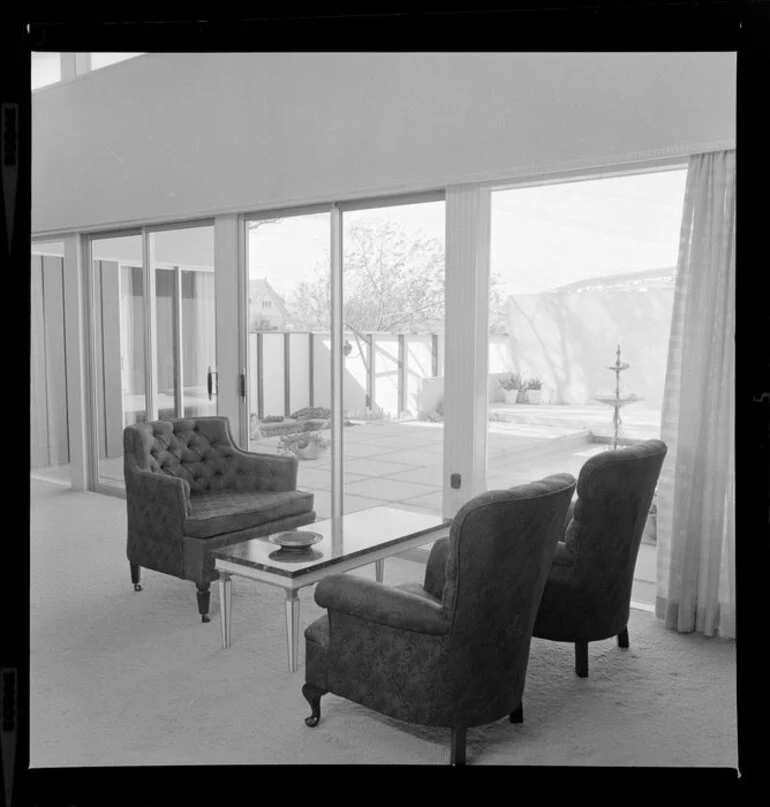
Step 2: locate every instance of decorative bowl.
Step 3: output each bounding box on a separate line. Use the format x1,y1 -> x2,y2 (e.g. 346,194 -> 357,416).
269,530 -> 323,550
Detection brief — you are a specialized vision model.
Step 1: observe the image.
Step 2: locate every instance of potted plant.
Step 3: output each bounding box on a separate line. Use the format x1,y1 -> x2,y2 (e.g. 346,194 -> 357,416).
526,376 -> 544,404
498,372 -> 524,404
277,431 -> 330,460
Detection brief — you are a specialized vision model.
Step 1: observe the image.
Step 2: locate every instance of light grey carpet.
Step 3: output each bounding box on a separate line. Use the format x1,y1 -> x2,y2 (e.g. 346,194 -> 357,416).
30,480 -> 737,767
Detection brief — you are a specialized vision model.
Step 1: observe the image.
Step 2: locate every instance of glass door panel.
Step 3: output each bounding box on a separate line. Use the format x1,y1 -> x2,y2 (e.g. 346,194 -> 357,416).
488,169 -> 687,604
181,269 -> 216,417
340,200 -> 446,518
154,267 -> 178,420
245,213 -> 333,517
91,234 -> 145,489
149,225 -> 216,422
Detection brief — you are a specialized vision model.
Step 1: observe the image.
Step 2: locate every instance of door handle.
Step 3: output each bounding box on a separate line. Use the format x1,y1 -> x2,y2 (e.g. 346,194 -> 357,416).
240,367 -> 247,398
207,366 -> 219,400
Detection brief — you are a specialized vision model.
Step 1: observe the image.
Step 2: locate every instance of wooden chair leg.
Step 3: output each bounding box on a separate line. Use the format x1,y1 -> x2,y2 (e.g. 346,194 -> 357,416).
302,683 -> 326,727
130,563 -> 142,592
575,641 -> 589,677
509,701 -> 523,724
450,727 -> 467,766
196,584 -> 211,623
617,627 -> 629,648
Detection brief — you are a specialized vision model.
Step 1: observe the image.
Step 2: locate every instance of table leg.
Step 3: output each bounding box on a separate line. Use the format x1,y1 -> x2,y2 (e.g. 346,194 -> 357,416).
375,559 -> 384,583
285,590 -> 301,672
218,573 -> 232,649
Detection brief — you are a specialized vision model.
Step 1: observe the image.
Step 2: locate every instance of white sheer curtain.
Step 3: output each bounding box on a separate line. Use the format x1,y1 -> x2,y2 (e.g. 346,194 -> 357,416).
656,150 -> 735,639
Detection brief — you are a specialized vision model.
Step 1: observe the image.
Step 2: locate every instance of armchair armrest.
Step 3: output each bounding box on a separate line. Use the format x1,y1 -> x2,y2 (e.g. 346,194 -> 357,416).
125,469 -> 191,579
229,447 -> 299,492
126,468 -> 191,521
423,537 -> 449,600
315,574 -> 451,636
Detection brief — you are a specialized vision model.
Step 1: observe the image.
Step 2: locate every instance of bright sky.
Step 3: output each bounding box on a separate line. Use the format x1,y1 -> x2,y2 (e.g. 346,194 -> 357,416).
249,169 -> 688,300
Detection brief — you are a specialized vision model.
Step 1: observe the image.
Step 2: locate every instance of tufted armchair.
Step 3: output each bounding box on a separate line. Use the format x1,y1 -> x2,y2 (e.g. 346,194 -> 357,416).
124,416 -> 316,622
532,440 -> 667,677
301,474 -> 576,765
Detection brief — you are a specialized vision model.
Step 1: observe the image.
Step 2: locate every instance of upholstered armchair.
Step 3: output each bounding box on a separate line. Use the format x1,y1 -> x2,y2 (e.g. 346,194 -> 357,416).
532,440 -> 668,677
302,474 -> 576,765
124,416 -> 316,622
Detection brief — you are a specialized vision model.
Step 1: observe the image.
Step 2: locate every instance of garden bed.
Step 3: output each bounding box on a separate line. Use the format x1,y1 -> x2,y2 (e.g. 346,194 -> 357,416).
256,418 -> 328,438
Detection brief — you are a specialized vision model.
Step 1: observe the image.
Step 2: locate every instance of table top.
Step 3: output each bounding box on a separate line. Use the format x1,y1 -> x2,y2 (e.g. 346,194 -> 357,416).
212,506 -> 449,579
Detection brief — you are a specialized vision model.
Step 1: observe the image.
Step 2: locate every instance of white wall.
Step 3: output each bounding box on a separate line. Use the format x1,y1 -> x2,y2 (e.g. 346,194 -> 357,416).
32,52 -> 735,235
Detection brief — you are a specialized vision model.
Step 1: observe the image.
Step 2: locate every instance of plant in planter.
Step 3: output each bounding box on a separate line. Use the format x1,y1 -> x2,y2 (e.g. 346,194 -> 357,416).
278,431 -> 331,460
525,376 -> 544,404
290,406 -> 332,421
498,372 -> 525,403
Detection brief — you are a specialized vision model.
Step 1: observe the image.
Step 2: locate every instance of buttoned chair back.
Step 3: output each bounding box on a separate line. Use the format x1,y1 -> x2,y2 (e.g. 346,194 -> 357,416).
124,416 -> 286,495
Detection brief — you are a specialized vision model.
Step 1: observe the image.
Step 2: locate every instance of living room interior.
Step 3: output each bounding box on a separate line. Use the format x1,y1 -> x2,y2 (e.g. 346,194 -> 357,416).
29,50 -> 737,768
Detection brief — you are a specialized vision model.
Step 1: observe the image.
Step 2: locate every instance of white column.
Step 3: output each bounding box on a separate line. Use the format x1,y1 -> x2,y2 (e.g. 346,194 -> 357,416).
330,206 -> 344,520
62,235 -> 89,490
214,215 -> 243,441
443,184 -> 491,518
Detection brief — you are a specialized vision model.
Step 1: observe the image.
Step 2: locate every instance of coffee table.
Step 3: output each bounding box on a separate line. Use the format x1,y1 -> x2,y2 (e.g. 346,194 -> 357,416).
212,506 -> 450,672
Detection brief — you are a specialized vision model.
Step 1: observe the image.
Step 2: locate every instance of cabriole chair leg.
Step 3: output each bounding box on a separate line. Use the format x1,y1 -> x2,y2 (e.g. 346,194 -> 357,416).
450,726 -> 467,766
130,563 -> 142,592
302,683 -> 326,727
617,627 -> 630,648
196,584 -> 211,623
575,640 -> 589,678
509,702 -> 524,724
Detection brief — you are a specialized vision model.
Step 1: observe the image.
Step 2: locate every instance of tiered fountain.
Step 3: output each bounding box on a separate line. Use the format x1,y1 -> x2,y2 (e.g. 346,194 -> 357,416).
593,344 -> 643,450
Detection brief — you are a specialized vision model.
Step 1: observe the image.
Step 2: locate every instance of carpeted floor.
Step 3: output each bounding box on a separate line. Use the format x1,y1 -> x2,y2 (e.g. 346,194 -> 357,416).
29,479 -> 737,767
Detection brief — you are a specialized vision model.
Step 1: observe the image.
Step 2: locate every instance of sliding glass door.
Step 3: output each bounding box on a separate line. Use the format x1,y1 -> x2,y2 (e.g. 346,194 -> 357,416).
244,210 -> 334,516
88,223 -> 215,492
150,226 -> 216,421
242,195 -> 445,521
339,198 -> 446,518
487,167 -> 687,603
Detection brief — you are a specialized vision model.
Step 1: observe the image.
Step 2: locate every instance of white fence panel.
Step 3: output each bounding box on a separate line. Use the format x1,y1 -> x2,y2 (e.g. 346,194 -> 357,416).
261,332 -> 286,416
289,333 -> 311,413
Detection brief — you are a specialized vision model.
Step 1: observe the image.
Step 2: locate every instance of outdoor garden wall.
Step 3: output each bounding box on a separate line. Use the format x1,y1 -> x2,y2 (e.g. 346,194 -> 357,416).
506,287 -> 675,409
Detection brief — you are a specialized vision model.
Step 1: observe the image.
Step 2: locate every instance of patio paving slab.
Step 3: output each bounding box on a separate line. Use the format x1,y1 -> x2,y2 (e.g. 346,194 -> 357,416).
360,435 -> 440,449
398,489 -> 444,510
374,449 -> 445,467
296,469 -> 368,490
341,441 -> 397,458
311,490 -> 392,520
343,477 -> 438,502
339,457 -> 422,477
381,465 -> 445,486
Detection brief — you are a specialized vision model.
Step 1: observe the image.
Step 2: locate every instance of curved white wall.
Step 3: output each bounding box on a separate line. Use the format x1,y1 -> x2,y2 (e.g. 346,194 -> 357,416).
32,52 -> 735,235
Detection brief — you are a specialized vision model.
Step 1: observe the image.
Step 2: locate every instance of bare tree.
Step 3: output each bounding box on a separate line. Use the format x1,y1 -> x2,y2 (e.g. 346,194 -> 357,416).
288,218 -> 508,333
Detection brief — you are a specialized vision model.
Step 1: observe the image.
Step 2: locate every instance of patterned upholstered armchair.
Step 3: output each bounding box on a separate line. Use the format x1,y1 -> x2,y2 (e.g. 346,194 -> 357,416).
302,474 -> 576,765
124,416 -> 316,622
532,440 -> 667,677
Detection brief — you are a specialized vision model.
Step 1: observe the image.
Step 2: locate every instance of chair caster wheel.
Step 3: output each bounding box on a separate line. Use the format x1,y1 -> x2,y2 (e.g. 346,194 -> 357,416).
133,583 -> 143,592
305,715 -> 320,728
201,614 -> 211,623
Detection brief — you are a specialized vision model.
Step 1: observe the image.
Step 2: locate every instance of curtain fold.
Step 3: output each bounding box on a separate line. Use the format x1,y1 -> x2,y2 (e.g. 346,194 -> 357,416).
656,150 -> 735,639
